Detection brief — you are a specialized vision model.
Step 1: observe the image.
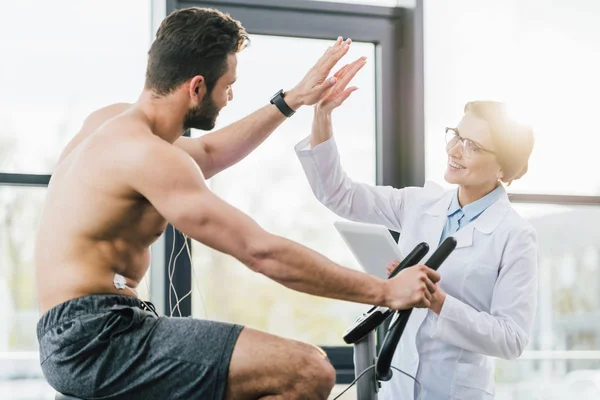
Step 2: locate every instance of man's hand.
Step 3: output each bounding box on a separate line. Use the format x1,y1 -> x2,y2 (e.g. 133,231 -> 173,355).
383,265 -> 440,310
284,37 -> 353,109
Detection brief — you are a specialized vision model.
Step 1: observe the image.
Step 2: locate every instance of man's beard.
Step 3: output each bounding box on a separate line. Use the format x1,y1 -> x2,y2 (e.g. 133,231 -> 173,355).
183,93 -> 220,131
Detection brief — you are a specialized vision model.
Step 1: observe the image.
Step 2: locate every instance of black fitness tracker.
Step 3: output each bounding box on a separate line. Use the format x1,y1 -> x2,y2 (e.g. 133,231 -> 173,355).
270,89 -> 296,117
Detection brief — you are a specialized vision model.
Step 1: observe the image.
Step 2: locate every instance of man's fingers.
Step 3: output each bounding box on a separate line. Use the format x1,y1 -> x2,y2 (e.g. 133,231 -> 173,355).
314,76 -> 338,98
315,38 -> 346,67
313,39 -> 344,71
320,42 -> 351,72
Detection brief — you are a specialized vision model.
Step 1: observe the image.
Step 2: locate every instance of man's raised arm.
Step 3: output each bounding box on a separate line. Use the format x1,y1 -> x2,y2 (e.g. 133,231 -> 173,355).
175,37 -> 360,179
128,132 -> 440,310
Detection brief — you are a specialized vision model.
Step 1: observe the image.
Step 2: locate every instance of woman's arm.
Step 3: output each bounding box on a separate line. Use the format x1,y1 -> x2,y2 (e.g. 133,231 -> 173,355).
295,59 -> 423,232
296,122 -> 420,232
427,227 -> 538,360
310,103 -> 334,148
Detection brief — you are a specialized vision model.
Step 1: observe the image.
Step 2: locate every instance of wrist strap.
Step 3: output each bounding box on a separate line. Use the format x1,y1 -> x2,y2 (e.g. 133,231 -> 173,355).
270,89 -> 295,117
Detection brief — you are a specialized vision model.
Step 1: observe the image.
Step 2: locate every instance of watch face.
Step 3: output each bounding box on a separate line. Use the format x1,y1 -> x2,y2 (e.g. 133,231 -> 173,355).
271,90 -> 282,101
270,89 -> 293,117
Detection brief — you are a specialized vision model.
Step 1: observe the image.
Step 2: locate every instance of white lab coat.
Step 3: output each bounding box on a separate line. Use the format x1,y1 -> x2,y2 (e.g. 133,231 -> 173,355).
295,136 -> 538,399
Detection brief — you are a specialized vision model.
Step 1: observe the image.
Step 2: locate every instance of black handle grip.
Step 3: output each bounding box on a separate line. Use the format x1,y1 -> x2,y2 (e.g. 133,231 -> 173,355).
425,237 -> 457,271
376,237 -> 457,381
376,310 -> 411,381
389,242 -> 430,279
342,242 -> 429,344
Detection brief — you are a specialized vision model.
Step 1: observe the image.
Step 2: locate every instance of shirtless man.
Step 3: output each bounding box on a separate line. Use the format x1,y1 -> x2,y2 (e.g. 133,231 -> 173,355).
35,7 -> 440,400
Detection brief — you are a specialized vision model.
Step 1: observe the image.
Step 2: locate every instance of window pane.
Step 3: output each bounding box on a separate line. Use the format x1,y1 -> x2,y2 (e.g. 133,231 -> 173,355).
0,183 -> 151,399
0,187 -> 45,352
0,0 -> 151,174
423,0 -> 600,195
0,186 -> 53,398
495,203 -> 600,399
190,35 -> 376,345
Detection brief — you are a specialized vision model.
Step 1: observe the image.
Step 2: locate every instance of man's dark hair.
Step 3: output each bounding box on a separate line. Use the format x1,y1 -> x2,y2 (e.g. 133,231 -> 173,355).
145,7 -> 249,96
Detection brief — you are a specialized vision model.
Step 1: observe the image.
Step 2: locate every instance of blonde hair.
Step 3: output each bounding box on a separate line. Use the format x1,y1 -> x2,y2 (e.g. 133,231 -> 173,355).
464,101 -> 534,185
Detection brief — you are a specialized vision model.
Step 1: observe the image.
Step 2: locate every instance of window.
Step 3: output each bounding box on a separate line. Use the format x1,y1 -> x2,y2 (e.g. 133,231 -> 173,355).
423,0 -> 600,196
0,0 -> 151,174
514,203 -> 600,356
0,187 -> 52,398
494,203 -> 600,398
190,34 -> 377,345
0,187 -> 46,353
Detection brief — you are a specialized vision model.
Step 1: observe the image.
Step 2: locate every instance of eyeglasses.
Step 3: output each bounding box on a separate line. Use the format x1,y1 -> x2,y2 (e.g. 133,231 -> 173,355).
445,127 -> 496,159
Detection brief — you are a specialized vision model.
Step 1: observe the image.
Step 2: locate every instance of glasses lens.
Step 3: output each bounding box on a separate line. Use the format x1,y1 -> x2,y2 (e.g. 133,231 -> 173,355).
464,139 -> 481,158
445,129 -> 459,149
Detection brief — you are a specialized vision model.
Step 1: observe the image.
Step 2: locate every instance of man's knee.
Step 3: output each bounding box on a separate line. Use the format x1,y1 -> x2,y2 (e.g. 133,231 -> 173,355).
316,355 -> 336,392
298,345 -> 336,396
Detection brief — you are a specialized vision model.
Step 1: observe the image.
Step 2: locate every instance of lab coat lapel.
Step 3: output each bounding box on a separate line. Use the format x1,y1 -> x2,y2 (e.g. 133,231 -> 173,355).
452,224 -> 475,249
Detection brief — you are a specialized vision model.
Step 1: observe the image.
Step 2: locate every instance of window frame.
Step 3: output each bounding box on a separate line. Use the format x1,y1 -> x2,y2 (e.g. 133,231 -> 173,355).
0,174 -> 51,187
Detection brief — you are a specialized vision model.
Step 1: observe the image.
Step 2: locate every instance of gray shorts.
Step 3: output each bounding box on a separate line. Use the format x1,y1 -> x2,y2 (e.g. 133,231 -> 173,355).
37,294 -> 243,400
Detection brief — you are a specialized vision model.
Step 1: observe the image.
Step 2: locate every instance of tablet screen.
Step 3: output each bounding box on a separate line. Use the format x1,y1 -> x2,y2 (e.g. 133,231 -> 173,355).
334,221 -> 404,280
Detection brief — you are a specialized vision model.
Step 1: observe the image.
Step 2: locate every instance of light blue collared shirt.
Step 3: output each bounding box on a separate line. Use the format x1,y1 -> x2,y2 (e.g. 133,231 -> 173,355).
440,185 -> 505,244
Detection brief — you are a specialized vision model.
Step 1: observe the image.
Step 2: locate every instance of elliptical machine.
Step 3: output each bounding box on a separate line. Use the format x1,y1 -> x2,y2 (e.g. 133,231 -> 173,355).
336,237 -> 457,400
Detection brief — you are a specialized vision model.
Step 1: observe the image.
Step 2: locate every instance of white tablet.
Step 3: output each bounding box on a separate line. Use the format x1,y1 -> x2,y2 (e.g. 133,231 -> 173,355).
334,220 -> 404,280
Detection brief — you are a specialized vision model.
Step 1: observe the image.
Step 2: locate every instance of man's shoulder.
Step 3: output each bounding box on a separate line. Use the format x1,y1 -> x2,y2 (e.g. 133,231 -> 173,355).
101,118 -> 190,171
82,103 -> 133,132
56,103 -> 136,165
97,118 -> 170,165
98,112 -> 148,137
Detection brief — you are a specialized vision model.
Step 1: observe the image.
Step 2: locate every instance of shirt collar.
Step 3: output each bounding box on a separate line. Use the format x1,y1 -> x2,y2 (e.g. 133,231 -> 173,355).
447,192 -> 462,217
447,185 -> 505,223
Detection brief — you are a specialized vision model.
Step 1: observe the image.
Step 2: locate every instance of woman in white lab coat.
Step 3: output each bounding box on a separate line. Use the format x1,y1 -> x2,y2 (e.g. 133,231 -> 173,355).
294,59 -> 537,399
